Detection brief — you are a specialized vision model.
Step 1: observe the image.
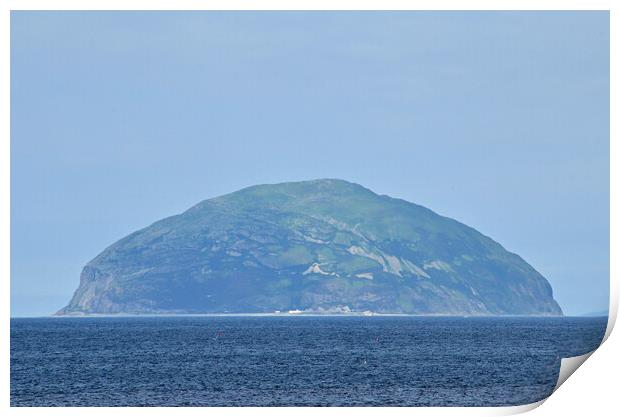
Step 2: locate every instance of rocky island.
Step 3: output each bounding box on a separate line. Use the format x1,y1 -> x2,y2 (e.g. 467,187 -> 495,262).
58,179 -> 562,316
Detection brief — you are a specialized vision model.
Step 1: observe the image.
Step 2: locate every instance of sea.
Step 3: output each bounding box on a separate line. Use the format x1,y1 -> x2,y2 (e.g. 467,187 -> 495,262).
10,316 -> 607,407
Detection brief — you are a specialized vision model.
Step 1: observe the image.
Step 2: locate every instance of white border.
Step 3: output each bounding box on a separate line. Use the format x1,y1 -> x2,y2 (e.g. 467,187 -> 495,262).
2,1 -> 617,416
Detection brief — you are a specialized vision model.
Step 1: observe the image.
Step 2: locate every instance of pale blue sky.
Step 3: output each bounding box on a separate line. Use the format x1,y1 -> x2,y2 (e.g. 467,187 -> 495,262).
11,11 -> 609,316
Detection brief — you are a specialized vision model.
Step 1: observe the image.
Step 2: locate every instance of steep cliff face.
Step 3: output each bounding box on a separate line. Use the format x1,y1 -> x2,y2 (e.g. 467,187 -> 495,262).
58,179 -> 562,315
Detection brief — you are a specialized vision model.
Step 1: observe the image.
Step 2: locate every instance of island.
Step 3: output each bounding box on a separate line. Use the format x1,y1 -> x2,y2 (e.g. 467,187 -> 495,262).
57,179 -> 562,316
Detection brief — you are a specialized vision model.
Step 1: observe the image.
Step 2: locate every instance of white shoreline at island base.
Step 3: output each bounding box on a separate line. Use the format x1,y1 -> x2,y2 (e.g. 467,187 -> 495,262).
33,312 -> 602,319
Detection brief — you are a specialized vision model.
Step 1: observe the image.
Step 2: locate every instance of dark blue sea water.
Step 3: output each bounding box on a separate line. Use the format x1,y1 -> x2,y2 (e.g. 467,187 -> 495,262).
10,316 -> 607,407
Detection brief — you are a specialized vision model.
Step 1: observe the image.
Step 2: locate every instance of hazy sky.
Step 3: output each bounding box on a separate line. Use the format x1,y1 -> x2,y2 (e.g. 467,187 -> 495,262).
11,11 -> 609,316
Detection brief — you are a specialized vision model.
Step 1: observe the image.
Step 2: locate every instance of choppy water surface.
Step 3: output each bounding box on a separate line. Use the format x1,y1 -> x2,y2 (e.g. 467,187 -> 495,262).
10,316 -> 606,406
